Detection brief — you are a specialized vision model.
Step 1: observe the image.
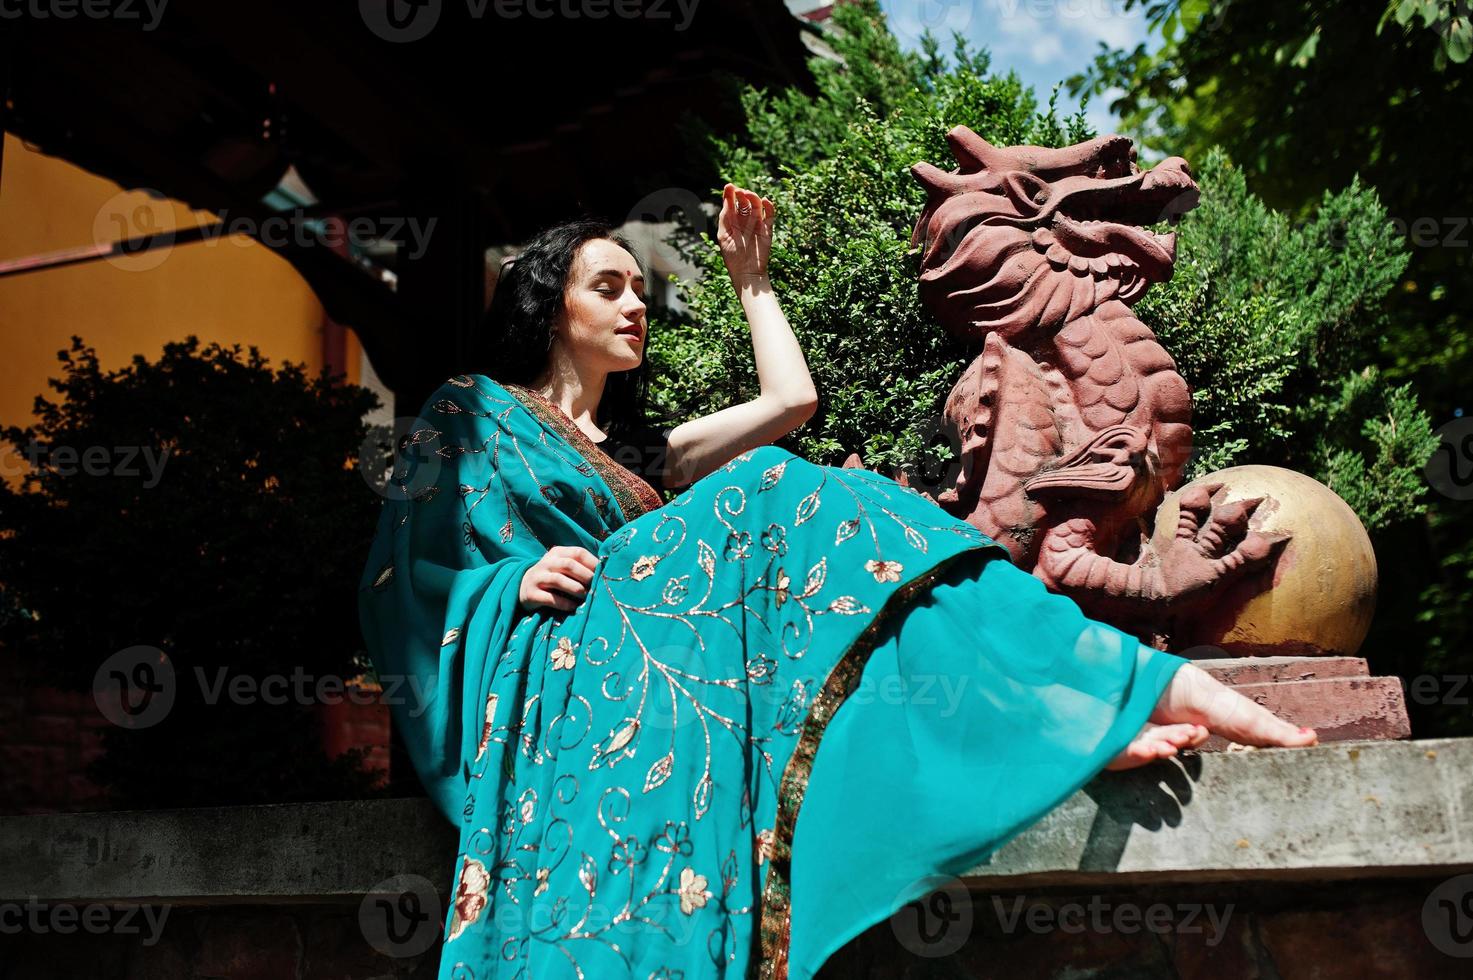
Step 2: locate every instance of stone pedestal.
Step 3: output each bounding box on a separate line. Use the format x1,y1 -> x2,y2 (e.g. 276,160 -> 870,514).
1194,656 -> 1410,752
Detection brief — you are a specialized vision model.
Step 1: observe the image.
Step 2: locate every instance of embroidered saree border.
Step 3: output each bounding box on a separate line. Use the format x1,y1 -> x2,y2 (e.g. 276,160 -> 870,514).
755,547 -> 985,980
502,383 -> 666,521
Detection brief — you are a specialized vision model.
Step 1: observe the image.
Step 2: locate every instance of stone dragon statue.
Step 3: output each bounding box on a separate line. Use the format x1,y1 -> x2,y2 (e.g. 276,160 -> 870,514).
905,128 -> 1287,643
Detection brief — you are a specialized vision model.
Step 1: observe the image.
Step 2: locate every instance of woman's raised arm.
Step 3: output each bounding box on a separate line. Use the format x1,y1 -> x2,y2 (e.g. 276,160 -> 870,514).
662,184 -> 818,488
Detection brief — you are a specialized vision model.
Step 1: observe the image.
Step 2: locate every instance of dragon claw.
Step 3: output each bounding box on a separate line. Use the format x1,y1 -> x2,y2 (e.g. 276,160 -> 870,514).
1209,497 -> 1257,533
1154,485 -> 1290,608
1179,484 -> 1215,511
1236,529 -> 1290,565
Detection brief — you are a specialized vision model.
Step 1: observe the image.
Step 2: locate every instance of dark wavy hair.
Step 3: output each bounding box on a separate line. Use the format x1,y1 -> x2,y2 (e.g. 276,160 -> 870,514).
472,218 -> 656,442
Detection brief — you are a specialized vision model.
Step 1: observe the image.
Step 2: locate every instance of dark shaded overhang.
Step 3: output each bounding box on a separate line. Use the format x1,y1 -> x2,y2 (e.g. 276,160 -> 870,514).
2,1 -> 815,407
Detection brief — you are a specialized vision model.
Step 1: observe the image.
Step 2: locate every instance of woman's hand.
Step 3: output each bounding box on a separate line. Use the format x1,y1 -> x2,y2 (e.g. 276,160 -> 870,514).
519,545 -> 600,614
717,183 -> 774,282
1108,663 -> 1317,771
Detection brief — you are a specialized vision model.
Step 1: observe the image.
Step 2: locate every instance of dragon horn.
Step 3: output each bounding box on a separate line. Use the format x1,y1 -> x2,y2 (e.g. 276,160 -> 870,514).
946,126 -> 1002,171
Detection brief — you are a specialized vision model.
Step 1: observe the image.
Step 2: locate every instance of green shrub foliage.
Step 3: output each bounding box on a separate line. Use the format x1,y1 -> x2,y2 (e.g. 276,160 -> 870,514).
0,337 -> 388,808
652,0 -> 1436,535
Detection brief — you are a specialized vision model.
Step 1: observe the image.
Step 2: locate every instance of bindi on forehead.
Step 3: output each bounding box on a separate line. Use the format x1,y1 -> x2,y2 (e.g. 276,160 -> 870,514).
576,241 -> 641,280
593,268 -> 644,282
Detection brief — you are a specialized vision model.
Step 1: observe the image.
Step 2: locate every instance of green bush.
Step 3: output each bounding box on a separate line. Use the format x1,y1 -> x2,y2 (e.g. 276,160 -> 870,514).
1137,149 -> 1439,529
0,337 -> 388,808
649,1 -> 1093,478
651,0 -> 1437,535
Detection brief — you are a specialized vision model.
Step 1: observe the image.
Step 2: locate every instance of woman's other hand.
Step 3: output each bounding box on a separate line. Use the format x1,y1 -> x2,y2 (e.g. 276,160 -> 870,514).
717,183 -> 773,281
519,545 -> 600,613
1108,663 -> 1318,771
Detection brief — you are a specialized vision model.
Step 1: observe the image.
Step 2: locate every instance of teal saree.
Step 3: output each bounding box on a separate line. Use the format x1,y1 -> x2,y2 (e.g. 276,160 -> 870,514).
357,374 -> 1186,980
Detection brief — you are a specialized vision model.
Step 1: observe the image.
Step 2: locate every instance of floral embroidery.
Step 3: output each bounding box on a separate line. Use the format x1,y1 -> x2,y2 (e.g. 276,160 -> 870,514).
662,575 -> 689,606
828,595 -> 870,615
447,856 -> 490,941
723,530 -> 752,561
678,867 -> 711,915
757,554 -> 974,980
371,562 -> 393,590
364,379 -> 1007,980
475,693 -> 498,762
865,558 -> 904,583
550,636 -> 577,671
610,834 -> 647,873
746,655 -> 777,684
503,383 -> 664,519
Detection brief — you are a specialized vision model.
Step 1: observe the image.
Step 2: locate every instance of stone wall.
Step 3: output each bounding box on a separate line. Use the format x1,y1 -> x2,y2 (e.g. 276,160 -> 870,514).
819,878 -> 1462,979
0,906 -> 440,980
0,645 -> 390,816
0,651 -> 111,815
3,740 -> 1472,979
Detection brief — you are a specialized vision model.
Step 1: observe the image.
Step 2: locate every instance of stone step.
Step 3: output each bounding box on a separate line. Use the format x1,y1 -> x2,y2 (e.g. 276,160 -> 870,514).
1194,670 -> 1411,752
1196,655 -> 1369,686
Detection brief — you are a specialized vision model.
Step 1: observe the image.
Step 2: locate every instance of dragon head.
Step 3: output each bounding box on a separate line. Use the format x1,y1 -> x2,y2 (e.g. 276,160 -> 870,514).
910,128 -> 1199,342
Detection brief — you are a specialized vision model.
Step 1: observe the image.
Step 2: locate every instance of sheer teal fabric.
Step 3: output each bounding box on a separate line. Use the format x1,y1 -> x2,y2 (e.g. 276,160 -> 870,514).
357,374 -> 1185,980
787,554 -> 1184,978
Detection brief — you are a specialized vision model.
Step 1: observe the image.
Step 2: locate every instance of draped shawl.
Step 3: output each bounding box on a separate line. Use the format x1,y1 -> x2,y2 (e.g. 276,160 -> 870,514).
357,373 -> 1178,979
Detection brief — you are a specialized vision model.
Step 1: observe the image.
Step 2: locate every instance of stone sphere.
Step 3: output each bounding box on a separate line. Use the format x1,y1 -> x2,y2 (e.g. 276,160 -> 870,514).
1149,465 -> 1378,657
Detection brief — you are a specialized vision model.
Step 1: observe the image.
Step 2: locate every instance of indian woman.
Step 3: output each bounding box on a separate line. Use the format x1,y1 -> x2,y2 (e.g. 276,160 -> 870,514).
357,183 -> 1317,980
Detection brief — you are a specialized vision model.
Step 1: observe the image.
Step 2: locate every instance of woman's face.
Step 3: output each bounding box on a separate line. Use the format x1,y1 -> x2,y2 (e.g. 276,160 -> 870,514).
554,238 -> 647,373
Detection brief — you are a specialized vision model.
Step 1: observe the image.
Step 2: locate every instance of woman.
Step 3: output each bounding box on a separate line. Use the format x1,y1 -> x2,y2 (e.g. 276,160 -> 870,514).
358,184 -> 1315,980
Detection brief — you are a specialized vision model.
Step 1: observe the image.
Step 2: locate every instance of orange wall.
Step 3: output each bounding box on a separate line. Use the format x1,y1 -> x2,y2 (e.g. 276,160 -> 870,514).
0,133 -> 329,478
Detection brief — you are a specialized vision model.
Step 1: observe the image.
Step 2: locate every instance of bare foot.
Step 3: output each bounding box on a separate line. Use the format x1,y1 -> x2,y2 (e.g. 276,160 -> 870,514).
1150,663 -> 1318,749
1106,722 -> 1209,771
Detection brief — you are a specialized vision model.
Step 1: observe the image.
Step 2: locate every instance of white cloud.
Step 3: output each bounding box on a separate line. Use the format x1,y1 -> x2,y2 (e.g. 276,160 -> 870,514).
1030,34 -> 1065,64
878,0 -> 1158,134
